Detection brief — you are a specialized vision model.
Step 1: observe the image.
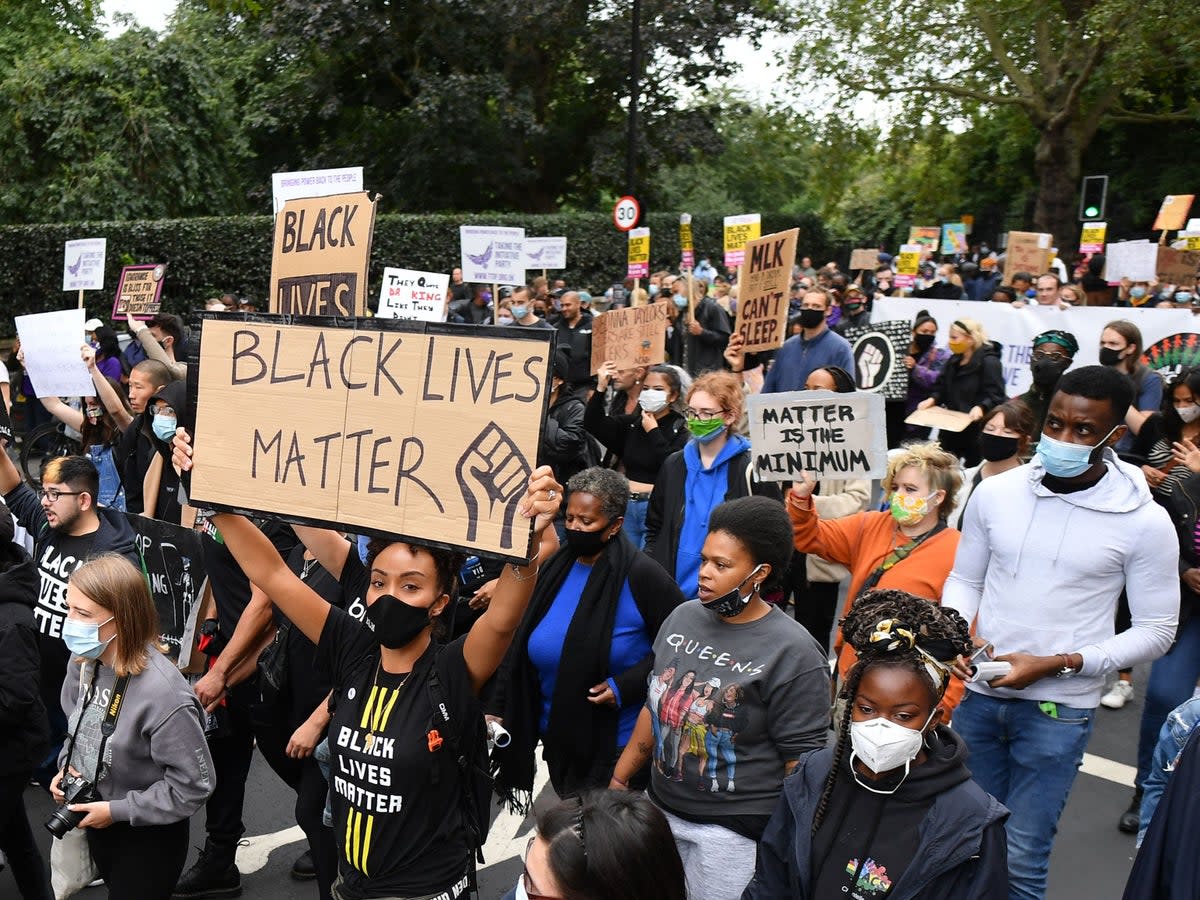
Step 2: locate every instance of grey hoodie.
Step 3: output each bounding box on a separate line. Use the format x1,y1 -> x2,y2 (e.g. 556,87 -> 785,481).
60,648 -> 213,826
944,450 -> 1179,707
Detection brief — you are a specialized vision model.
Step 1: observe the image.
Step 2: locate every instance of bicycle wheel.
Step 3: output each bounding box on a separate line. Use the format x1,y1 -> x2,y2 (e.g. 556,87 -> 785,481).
19,422 -> 81,485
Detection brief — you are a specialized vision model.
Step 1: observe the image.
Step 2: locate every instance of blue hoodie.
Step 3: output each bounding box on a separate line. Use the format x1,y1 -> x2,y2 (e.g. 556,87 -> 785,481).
674,434 -> 751,598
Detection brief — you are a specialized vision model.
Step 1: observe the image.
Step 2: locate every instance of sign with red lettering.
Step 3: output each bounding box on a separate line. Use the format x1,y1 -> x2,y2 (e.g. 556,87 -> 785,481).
377,267 -> 450,321
734,228 -> 799,353
269,191 -> 378,317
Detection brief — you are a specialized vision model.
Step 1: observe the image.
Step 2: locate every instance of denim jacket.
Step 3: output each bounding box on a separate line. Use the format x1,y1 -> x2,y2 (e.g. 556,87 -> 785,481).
1138,695 -> 1200,845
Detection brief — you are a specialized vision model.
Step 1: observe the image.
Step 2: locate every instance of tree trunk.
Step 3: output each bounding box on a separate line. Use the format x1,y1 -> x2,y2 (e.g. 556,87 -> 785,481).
1032,122 -> 1082,255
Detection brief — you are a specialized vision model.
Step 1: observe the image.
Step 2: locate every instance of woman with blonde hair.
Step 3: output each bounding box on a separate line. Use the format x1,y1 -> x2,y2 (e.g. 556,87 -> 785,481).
787,443 -> 965,706
644,371 -> 781,599
50,554 -> 213,899
916,317 -> 1006,466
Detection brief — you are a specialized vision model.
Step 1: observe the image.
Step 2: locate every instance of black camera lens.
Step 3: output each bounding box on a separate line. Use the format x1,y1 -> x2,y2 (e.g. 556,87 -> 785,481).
44,804 -> 88,839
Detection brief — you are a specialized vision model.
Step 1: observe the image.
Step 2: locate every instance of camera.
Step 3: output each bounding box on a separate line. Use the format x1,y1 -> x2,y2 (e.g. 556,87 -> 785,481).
45,771 -> 98,839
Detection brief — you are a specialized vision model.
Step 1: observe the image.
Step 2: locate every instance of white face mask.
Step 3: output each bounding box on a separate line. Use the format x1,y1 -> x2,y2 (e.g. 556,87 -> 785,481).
1177,404 -> 1200,424
638,388 -> 669,413
849,707 -> 936,791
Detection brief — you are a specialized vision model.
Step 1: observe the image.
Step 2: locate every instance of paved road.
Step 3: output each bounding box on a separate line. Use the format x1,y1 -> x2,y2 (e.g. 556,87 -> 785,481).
6,665 -> 1155,900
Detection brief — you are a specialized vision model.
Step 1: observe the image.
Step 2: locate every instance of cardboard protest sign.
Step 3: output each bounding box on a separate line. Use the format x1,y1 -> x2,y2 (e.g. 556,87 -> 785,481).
907,226 -> 940,250
112,264 -> 166,319
1104,242 -> 1158,283
590,301 -> 669,374
723,214 -> 761,268
521,237 -> 567,271
127,514 -> 208,667
849,248 -> 878,271
460,225 -> 525,285
269,191 -> 377,317
1156,247 -> 1200,289
1153,195 -> 1195,231
747,390 -> 887,481
62,238 -> 106,292
1079,222 -> 1106,255
377,268 -> 450,321
627,227 -> 650,279
734,228 -> 798,353
680,214 -> 694,269
186,316 -> 553,560
15,308 -> 95,398
904,407 -> 974,432
1002,232 -> 1053,286
940,223 -> 968,255
271,166 -> 363,216
894,243 -> 922,289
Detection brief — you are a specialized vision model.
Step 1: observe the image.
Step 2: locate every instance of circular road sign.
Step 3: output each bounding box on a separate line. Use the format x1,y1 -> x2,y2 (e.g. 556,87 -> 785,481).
613,196 -> 641,232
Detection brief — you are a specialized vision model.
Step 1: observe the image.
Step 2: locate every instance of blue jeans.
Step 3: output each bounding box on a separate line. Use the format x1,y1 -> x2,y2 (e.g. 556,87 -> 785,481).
952,690 -> 1095,900
1135,612 -> 1200,790
624,497 -> 649,549
705,730 -> 736,782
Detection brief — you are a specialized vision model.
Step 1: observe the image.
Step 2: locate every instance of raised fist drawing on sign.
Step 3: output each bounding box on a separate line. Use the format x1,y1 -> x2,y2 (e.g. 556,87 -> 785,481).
456,423 -> 533,551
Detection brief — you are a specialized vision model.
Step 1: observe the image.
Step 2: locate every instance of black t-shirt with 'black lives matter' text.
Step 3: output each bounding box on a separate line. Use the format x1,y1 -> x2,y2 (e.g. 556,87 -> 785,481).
318,606 -> 479,899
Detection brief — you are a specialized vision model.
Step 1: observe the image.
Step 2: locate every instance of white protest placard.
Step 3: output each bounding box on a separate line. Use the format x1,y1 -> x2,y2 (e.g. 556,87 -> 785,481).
747,390 -> 887,482
460,226 -> 526,285
521,237 -> 567,271
377,267 -> 450,321
62,238 -> 106,291
1104,242 -> 1158,283
15,308 -> 94,398
271,166 -> 364,215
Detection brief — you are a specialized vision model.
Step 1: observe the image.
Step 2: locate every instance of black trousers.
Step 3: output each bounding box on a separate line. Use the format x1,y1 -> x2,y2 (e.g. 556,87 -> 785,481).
0,773 -> 51,900
203,679 -> 257,844
793,579 -> 841,655
87,817 -> 189,900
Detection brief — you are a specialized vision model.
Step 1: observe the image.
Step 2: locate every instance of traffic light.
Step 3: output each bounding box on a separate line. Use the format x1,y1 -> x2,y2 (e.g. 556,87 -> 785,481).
1079,175 -> 1108,220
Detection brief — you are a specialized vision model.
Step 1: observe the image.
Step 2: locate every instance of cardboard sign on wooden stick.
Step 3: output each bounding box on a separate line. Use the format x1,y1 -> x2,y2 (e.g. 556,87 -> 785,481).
849,248 -> 877,271
1002,232 -> 1053,286
734,228 -> 799,353
590,301 -> 669,374
269,191 -> 377,316
1153,195 -> 1195,232
185,315 -> 553,560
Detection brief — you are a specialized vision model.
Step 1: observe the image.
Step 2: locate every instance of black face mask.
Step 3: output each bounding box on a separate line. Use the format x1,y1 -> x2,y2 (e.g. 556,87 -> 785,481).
979,432 -> 1020,462
798,308 -> 824,329
1098,346 -> 1123,367
702,565 -> 764,618
1030,357 -> 1069,387
563,525 -> 612,557
913,333 -> 935,353
364,594 -> 432,649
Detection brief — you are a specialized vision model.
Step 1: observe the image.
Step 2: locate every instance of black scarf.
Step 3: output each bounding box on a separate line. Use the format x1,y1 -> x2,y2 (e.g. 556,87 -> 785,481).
492,530 -> 639,806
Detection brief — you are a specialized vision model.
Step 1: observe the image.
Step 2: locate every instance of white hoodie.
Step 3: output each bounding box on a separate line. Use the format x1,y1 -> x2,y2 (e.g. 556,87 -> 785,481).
943,450 -> 1179,707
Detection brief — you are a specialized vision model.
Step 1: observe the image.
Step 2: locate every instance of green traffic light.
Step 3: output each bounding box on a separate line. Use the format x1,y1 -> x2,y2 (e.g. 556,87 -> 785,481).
1085,206 -> 1099,217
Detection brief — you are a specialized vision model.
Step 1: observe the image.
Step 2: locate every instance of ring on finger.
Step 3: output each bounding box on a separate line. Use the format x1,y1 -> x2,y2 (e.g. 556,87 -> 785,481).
547,489 -> 557,501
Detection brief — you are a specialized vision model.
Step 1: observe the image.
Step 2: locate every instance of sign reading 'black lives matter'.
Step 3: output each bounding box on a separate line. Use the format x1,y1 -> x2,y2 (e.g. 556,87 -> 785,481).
185,315 -> 553,560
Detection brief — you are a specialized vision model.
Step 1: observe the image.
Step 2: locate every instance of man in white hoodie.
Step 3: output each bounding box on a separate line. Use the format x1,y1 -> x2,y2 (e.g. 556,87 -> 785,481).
943,365 -> 1178,900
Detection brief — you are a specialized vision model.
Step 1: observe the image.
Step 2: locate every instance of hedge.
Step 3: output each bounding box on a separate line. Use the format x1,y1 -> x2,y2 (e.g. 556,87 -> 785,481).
0,211 -> 833,335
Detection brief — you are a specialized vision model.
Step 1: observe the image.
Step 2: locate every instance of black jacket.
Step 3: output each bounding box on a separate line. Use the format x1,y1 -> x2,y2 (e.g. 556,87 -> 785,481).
538,391 -> 589,487
583,392 -> 688,484
643,445 -> 782,578
743,729 -> 1010,900
554,311 -> 595,387
1167,473 -> 1200,634
931,341 -> 1006,415
0,541 -> 50,775
667,297 -> 731,376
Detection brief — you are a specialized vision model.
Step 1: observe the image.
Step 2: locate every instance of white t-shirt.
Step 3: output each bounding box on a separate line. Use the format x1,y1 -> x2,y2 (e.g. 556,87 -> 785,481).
0,360 -> 9,384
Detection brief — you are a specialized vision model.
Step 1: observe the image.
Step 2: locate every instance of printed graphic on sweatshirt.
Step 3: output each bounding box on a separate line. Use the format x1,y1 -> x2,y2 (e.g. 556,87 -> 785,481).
34,544 -> 83,638
846,857 -> 893,895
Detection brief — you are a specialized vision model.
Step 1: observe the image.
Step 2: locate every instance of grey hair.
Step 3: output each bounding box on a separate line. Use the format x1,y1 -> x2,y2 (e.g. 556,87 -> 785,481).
566,467 -> 630,520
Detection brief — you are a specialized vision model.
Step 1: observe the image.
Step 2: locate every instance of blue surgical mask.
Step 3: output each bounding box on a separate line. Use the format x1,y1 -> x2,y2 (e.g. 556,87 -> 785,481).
648,284 -> 659,297
510,305 -> 528,320
673,295 -> 688,309
152,414 -> 177,442
1175,292 -> 1193,304
1036,425 -> 1118,478
1129,286 -> 1147,299
62,616 -> 114,659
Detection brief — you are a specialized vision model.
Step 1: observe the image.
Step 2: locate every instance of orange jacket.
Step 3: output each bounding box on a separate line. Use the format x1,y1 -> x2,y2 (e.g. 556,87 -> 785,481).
788,496 -> 965,709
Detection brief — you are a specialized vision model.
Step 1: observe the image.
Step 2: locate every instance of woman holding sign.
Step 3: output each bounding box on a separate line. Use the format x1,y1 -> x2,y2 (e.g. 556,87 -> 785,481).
787,443 -> 963,706
174,431 -> 561,900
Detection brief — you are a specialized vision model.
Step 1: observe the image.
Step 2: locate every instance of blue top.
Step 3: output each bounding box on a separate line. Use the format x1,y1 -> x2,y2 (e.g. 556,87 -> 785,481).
762,327 -> 855,394
674,435 -> 751,599
1116,367 -> 1164,452
526,561 -> 651,745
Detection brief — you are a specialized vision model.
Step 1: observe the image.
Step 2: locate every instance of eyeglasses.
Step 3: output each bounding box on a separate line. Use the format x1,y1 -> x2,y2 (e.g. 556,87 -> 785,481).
1031,350 -> 1071,362
39,488 -> 83,503
686,407 -> 726,419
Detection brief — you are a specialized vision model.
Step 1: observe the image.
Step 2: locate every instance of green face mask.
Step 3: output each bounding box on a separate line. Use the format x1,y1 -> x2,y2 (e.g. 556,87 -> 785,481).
687,416 -> 726,443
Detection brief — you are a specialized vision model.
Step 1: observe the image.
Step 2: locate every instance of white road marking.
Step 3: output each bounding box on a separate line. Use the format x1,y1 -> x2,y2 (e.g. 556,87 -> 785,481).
480,754 -> 552,868
1080,753 -> 1137,788
236,825 -> 306,874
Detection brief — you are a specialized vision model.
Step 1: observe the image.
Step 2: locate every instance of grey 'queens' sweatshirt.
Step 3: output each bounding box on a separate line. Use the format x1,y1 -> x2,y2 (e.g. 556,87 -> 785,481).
59,648 -> 214,826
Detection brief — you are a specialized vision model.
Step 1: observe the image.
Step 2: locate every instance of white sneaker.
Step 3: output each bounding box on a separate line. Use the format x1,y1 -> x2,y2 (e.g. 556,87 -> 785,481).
727,779 -> 735,793
710,778 -> 719,792
1101,680 -> 1134,709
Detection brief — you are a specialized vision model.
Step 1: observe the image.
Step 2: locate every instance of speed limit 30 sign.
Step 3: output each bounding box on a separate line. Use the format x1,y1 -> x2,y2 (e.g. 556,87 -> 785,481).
613,196 -> 641,232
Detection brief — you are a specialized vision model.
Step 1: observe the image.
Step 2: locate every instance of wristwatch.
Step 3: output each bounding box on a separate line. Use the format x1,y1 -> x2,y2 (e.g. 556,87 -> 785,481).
1055,653 -> 1080,678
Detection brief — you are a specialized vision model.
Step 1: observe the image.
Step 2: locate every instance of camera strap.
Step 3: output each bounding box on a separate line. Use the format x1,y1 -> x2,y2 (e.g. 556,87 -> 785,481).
63,663 -> 131,782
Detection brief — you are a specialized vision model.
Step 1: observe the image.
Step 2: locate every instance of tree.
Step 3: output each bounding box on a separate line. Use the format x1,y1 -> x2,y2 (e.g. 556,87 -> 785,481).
787,0 -> 1200,248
